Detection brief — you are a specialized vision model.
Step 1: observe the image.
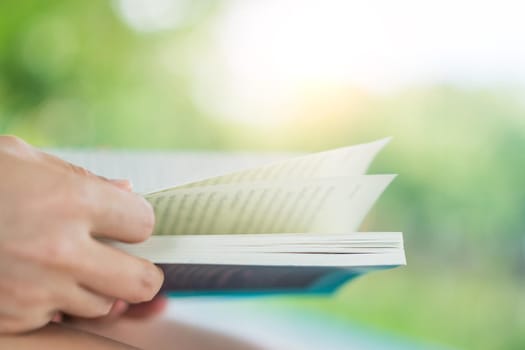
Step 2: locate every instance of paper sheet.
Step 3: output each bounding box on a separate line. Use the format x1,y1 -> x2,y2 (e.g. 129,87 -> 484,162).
152,138 -> 390,191
147,175 -> 394,235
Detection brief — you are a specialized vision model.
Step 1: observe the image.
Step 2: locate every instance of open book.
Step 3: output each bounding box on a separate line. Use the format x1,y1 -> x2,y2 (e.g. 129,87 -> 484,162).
107,138 -> 405,296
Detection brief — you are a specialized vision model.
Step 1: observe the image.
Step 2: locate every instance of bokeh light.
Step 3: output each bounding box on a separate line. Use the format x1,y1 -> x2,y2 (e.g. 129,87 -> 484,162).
1,1 -> 524,348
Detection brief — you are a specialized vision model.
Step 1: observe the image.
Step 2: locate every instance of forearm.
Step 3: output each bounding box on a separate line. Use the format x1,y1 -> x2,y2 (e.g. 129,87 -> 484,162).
0,323 -> 138,350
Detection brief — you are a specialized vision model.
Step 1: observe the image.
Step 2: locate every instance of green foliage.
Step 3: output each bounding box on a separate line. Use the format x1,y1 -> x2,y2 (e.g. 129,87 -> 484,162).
1,1 -> 524,348
0,0 -> 227,148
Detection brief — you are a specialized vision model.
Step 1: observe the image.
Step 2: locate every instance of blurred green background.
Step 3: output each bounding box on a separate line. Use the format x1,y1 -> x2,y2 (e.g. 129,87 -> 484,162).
1,0 -> 524,348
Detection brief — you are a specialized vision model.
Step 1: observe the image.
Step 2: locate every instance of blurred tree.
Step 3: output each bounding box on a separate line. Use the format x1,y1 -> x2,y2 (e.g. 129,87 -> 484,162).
0,1 -> 524,348
0,0 -> 228,148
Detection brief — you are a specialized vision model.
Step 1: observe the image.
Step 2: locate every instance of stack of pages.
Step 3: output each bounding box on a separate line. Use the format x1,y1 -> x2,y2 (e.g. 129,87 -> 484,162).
105,138 -> 405,295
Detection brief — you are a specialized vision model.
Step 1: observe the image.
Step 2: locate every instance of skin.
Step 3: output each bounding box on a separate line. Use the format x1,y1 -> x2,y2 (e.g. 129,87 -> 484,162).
0,135 -> 258,349
0,323 -> 140,350
0,135 -> 165,334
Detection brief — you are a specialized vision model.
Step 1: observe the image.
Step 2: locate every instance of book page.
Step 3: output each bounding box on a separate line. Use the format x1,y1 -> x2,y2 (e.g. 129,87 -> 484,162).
49,150 -> 288,194
147,175 -> 394,235
50,138 -> 389,194
151,138 -> 390,192
108,232 -> 405,266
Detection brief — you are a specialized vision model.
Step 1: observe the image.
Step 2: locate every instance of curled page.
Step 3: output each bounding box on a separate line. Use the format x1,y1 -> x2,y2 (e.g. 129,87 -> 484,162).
150,138 -> 390,191
147,175 -> 395,235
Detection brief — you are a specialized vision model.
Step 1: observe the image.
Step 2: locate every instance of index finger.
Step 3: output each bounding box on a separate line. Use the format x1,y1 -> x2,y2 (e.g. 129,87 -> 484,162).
85,177 -> 155,243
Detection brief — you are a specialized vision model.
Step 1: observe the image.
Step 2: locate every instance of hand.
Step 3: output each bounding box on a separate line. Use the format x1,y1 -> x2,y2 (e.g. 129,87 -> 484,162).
53,295 -> 169,324
54,180 -> 168,325
0,136 -> 164,334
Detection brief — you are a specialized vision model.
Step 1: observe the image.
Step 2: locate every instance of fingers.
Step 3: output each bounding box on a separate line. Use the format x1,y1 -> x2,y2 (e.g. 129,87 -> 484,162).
35,149 -> 151,243
37,151 -> 101,180
51,313 -> 63,323
86,178 -> 155,243
60,296 -> 168,325
73,241 -> 164,304
124,296 -> 168,319
58,285 -> 115,319
108,179 -> 133,192
64,295 -> 168,325
39,151 -> 133,192
103,300 -> 130,320
77,300 -> 130,324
